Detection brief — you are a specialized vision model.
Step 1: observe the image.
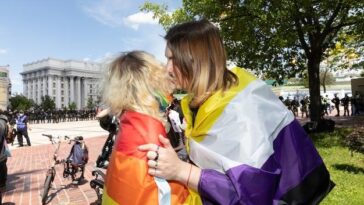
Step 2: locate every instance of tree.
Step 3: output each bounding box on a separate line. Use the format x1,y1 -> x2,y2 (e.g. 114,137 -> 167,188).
68,102 -> 77,111
319,69 -> 335,93
40,95 -> 55,111
323,35 -> 362,71
87,96 -> 94,109
141,0 -> 364,123
9,95 -> 34,111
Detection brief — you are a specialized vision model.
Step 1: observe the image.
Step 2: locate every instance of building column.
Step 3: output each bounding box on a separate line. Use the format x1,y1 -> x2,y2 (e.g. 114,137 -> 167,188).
37,76 -> 41,104
70,76 -> 74,105
23,79 -> 27,98
64,77 -> 69,107
42,76 -> 47,99
56,76 -> 61,109
48,75 -> 53,96
32,78 -> 36,102
83,78 -> 88,108
76,77 -> 81,109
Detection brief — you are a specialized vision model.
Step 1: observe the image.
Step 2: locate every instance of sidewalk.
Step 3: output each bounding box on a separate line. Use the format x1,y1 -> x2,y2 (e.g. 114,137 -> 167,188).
9,120 -> 108,149
3,120 -> 108,205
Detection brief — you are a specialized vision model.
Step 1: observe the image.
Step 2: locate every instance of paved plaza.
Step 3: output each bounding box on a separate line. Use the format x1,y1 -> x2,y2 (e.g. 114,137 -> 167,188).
3,120 -> 108,205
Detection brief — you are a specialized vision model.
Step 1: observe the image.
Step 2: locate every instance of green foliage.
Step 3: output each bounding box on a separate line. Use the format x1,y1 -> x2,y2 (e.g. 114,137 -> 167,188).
87,96 -> 94,109
311,128 -> 364,204
324,34 -> 364,71
40,95 -> 55,111
68,102 -> 77,110
345,128 -> 364,156
9,95 -> 34,111
141,0 -> 364,122
361,70 -> 364,77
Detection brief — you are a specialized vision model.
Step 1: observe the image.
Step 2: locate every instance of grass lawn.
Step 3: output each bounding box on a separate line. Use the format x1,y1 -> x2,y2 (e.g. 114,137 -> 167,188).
311,128 -> 364,205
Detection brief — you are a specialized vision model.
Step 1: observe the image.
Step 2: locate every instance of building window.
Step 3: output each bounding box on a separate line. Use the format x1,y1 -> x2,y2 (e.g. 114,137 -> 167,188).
61,97 -> 64,102
61,90 -> 64,95
53,90 -> 56,95
61,84 -> 64,88
53,82 -> 56,88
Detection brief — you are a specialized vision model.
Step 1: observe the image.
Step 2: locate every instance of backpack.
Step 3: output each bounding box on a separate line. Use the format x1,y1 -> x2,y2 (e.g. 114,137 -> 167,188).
68,141 -> 89,165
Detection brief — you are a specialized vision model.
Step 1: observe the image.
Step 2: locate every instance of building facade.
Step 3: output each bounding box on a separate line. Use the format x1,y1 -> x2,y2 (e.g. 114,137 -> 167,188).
21,58 -> 104,109
0,65 -> 11,110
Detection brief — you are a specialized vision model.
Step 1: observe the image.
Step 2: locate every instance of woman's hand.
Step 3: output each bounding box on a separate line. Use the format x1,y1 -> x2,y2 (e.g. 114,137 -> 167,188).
138,135 -> 190,182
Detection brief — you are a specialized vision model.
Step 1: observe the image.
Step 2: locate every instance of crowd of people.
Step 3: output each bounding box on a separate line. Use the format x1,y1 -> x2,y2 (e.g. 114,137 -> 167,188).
279,91 -> 363,118
1,109 -> 97,125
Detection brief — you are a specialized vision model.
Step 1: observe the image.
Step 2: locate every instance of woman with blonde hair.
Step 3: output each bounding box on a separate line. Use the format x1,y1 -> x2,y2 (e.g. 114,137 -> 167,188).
101,51 -> 198,205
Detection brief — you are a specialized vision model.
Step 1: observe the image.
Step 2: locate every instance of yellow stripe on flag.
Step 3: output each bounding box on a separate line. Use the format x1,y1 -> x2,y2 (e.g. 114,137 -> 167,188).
181,68 -> 256,143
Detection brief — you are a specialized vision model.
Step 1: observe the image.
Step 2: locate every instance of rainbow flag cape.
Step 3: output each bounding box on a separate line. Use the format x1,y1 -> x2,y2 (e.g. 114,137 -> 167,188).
102,111 -> 202,205
181,68 -> 334,205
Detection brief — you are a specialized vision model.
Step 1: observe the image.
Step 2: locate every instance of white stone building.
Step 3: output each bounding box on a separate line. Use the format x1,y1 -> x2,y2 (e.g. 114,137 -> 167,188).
21,58 -> 104,109
0,65 -> 11,110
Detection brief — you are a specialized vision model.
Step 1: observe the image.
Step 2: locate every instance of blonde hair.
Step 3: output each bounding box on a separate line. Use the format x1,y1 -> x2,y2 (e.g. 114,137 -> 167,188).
165,19 -> 238,107
102,51 -> 173,123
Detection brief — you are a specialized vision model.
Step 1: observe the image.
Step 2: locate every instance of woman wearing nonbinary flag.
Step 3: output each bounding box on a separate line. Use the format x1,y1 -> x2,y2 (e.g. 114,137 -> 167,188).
139,20 -> 334,205
101,51 -> 201,204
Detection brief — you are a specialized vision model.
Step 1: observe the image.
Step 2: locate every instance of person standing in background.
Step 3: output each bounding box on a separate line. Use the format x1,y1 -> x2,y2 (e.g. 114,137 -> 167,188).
331,94 -> 341,117
341,94 -> 350,116
15,110 -> 31,147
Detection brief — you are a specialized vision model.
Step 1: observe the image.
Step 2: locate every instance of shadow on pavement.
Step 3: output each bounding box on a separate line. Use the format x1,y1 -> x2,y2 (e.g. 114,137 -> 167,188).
6,169 -> 44,192
43,179 -> 89,204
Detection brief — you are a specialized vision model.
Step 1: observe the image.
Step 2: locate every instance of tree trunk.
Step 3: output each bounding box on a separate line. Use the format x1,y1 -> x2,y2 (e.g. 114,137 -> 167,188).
308,56 -> 322,123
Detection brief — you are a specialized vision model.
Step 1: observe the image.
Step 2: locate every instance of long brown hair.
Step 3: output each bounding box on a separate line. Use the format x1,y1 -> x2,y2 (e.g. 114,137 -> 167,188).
165,19 -> 238,107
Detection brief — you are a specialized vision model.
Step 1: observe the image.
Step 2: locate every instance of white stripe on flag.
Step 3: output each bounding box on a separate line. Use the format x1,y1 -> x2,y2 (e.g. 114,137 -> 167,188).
154,177 -> 171,205
189,80 -> 295,173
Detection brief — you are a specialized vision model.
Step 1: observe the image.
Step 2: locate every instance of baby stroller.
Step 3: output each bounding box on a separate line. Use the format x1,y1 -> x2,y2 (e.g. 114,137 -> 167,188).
63,136 -> 89,184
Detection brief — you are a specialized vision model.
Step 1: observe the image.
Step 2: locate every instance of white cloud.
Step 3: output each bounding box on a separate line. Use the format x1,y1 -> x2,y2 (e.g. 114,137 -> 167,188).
83,7 -> 122,27
0,49 -> 7,54
82,0 -> 158,29
95,52 -> 117,63
123,12 -> 158,30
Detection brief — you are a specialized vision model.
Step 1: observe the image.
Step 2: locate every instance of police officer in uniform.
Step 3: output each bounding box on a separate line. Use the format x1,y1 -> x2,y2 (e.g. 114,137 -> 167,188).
16,110 -> 31,147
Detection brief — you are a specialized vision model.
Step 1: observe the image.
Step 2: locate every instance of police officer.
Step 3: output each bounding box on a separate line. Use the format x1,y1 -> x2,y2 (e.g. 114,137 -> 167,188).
16,110 -> 31,147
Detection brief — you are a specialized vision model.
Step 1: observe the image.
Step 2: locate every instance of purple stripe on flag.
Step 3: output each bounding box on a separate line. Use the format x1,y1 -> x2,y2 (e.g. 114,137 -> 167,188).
199,164 -> 281,205
261,119 -> 323,199
198,119 -> 324,204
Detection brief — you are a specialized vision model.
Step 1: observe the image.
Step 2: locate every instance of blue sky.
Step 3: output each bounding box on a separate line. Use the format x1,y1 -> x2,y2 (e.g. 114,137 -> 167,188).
0,0 -> 181,94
